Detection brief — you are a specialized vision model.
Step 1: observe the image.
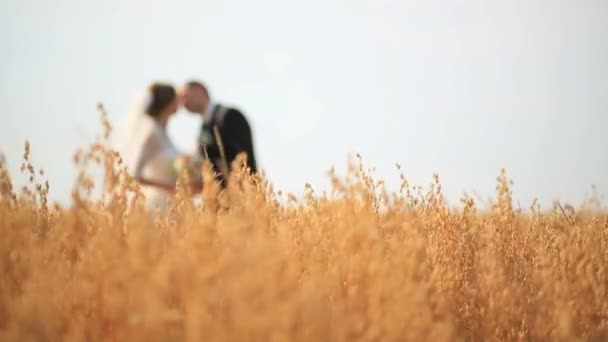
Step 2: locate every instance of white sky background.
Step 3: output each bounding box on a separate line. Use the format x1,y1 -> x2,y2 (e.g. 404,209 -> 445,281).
1,0 -> 607,208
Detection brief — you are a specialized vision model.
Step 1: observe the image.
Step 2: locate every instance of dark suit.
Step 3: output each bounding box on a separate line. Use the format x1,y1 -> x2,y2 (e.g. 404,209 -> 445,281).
198,104 -> 257,186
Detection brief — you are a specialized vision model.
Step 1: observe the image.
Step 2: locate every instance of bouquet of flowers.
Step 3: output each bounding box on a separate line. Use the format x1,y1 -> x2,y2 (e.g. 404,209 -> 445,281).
172,154 -> 204,181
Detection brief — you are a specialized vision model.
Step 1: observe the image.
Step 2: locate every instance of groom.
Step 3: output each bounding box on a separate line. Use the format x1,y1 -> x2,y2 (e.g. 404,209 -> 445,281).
180,80 -> 258,187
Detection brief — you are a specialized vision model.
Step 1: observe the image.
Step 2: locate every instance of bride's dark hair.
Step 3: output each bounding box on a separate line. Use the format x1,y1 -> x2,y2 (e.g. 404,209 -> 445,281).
146,83 -> 176,118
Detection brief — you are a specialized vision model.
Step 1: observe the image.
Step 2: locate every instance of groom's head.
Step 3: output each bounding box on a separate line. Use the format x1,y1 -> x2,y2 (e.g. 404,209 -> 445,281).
181,80 -> 210,115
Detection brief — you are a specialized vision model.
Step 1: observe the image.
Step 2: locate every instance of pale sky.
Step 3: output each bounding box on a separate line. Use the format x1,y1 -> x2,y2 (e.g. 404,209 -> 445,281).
1,0 -> 607,208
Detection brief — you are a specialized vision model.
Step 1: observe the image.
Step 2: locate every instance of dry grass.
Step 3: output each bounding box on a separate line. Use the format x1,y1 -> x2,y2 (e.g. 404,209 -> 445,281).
0,113 -> 607,342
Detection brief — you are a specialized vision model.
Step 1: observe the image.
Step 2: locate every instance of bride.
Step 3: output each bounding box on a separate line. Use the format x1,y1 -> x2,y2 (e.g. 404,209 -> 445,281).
116,82 -> 201,213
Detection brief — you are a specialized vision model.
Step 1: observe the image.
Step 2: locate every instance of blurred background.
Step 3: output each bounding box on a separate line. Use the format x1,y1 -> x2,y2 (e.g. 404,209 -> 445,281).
1,0 -> 607,208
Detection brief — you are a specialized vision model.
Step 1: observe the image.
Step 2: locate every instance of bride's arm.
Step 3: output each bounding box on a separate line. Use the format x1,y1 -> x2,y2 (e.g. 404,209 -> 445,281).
136,158 -> 204,194
135,177 -> 176,192
137,176 -> 203,194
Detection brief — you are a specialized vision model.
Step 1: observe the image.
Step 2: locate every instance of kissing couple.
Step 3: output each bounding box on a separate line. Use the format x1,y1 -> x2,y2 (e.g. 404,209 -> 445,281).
116,80 -> 258,213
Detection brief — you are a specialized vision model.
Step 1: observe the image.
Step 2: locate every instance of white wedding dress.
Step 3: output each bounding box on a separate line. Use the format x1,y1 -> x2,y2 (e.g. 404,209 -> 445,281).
137,124 -> 179,211
115,88 -> 180,213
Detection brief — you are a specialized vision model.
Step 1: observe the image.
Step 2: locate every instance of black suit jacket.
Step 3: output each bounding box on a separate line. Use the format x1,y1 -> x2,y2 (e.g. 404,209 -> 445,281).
198,104 -> 257,186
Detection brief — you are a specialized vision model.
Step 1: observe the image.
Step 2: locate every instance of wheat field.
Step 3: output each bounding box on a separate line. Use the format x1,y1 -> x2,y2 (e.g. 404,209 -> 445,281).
1,115 -> 607,341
